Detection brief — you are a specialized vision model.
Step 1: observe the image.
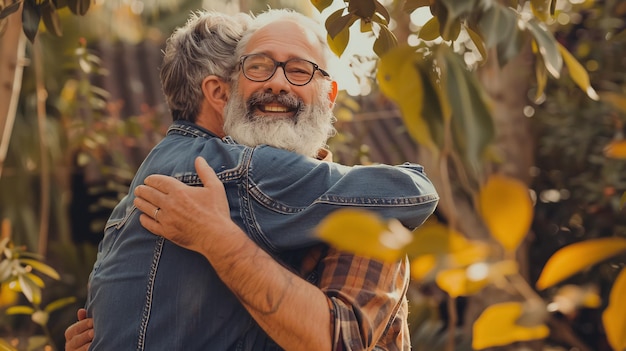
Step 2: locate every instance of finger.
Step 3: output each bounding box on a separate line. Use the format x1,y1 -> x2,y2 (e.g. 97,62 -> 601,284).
65,318 -> 94,344
134,184 -> 167,212
139,213 -> 163,237
195,157 -> 219,188
65,329 -> 93,351
77,308 -> 87,321
133,196 -> 161,223
143,174 -> 182,194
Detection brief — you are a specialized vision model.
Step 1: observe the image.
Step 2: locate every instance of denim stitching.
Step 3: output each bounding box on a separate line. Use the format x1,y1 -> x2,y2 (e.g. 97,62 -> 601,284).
248,184 -> 439,214
240,149 -> 278,253
137,236 -> 164,350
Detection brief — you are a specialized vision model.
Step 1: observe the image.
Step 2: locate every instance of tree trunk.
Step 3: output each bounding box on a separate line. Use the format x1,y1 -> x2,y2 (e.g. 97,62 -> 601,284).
0,7 -> 26,180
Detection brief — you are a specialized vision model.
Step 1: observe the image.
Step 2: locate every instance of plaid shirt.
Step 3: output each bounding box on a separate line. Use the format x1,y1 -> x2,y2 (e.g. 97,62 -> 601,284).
303,246 -> 411,351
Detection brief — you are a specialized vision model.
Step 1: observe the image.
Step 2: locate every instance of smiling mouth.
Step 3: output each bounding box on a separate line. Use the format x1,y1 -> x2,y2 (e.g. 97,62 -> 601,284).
256,104 -> 296,114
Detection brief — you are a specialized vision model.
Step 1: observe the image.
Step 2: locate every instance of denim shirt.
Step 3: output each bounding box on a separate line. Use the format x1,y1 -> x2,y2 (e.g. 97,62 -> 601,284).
85,121 -> 438,350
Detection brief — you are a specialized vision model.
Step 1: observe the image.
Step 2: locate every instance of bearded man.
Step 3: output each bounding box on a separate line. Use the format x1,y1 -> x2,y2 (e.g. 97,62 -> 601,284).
75,8 -> 437,351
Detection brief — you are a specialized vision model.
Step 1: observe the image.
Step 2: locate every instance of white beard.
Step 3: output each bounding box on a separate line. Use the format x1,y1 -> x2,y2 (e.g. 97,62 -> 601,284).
223,81 -> 336,158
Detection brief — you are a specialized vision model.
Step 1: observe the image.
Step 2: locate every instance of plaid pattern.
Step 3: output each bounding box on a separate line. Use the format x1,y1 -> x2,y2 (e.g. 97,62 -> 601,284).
305,246 -> 410,351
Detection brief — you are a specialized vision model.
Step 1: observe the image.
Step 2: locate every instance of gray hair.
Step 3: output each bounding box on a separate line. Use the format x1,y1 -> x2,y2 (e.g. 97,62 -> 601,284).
231,8 -> 331,82
160,10 -> 251,122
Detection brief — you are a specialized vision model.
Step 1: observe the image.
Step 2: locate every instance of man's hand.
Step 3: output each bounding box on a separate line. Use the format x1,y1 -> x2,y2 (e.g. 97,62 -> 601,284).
64,308 -> 93,351
134,156 -> 239,255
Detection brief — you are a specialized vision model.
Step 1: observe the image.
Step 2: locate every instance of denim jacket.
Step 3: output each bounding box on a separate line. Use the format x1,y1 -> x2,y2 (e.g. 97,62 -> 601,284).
85,121 -> 438,350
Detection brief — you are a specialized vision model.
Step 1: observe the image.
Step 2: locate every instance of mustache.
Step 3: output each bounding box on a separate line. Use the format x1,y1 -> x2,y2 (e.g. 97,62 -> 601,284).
246,91 -> 304,117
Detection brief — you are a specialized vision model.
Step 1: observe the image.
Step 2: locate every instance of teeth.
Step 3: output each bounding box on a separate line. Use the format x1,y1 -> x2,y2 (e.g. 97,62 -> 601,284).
263,105 -> 289,112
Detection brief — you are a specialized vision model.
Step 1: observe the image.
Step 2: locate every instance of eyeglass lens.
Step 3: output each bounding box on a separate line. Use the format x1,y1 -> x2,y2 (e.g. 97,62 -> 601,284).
242,54 -> 318,86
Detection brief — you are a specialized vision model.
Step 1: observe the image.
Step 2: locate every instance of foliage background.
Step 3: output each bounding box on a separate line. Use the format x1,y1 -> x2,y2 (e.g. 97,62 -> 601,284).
0,0 -> 625,350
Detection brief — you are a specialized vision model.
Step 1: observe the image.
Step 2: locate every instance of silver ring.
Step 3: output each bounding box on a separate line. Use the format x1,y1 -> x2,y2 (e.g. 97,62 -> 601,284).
154,208 -> 160,223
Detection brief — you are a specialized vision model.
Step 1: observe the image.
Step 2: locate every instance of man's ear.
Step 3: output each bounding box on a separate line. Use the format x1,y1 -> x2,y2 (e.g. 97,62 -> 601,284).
201,75 -> 229,112
328,80 -> 338,107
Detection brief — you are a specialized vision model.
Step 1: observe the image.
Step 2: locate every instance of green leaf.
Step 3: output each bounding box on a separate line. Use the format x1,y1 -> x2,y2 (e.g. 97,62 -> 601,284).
19,258 -> 60,280
348,0 -> 376,19
66,0 -> 89,16
557,43 -> 599,100
44,296 -> 77,313
373,0 -> 390,23
310,0 -> 333,13
0,1 -> 21,20
440,0 -> 478,19
415,62 -> 446,148
325,9 -> 355,39
41,0 -> 62,37
419,16 -> 441,41
373,25 -> 397,57
441,47 -> 495,177
18,273 -> 42,305
403,0 -> 430,13
21,0 -> 41,43
441,17 -> 461,42
477,3 -> 518,48
466,26 -> 487,61
527,19 -> 562,78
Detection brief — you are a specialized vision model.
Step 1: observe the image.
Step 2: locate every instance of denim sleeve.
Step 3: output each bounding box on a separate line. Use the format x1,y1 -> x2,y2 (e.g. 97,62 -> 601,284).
241,146 -> 439,251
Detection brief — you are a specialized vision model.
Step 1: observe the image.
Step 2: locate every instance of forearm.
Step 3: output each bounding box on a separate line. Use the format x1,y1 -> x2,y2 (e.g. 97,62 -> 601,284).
201,222 -> 332,351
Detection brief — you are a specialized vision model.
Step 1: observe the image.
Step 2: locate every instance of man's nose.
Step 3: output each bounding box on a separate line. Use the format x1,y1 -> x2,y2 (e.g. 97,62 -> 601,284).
263,66 -> 292,94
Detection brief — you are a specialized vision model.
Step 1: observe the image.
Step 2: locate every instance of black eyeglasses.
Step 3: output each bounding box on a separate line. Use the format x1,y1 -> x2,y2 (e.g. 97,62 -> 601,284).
239,53 -> 330,86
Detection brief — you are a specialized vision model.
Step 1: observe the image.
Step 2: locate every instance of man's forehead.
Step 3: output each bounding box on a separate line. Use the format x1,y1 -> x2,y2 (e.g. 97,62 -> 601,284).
244,20 -> 324,62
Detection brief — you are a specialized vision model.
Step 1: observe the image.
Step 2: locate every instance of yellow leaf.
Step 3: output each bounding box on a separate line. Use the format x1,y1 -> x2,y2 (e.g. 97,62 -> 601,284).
603,268 -> 626,351
20,258 -> 60,280
0,284 -> 19,307
405,220 -> 470,257
447,241 -> 491,267
418,16 -> 440,41
557,43 -> 599,101
5,305 -> 35,315
603,139 -> 626,159
466,26 -> 486,62
436,268 -> 488,297
536,237 -> 626,290
478,175 -> 533,252
0,338 -> 18,351
377,46 -> 436,152
534,56 -> 548,103
315,209 -> 411,262
327,26 -> 350,57
410,254 -> 437,281
530,0 -> 552,22
600,91 -> 626,114
473,302 -> 549,349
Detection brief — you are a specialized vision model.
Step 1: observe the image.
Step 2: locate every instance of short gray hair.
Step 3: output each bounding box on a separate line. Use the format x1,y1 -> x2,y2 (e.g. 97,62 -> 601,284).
160,11 -> 250,122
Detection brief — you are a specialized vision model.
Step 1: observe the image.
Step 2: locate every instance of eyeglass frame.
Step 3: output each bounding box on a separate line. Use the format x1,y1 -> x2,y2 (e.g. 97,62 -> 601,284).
238,53 -> 330,87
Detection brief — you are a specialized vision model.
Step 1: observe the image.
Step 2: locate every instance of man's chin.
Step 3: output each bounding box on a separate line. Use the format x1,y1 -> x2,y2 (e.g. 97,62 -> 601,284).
250,112 -> 297,122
